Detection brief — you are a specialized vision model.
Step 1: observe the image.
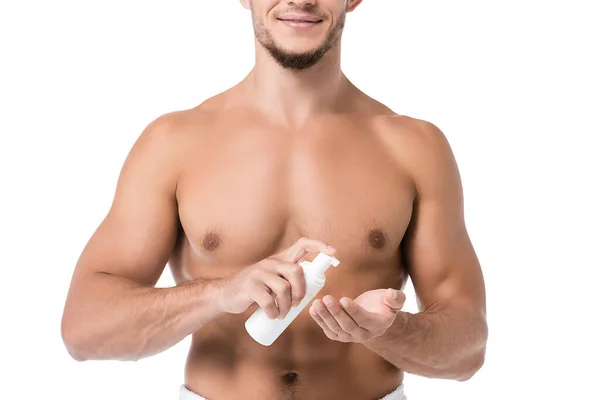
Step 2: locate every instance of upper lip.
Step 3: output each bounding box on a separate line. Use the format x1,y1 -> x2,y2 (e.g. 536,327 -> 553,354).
277,13 -> 323,23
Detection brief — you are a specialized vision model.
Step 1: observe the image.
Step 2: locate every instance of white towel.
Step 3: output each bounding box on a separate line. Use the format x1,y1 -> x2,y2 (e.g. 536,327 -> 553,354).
179,383 -> 407,399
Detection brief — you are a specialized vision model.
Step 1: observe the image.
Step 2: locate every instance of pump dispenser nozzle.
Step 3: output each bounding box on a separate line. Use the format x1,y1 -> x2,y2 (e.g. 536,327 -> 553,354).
307,252 -> 340,275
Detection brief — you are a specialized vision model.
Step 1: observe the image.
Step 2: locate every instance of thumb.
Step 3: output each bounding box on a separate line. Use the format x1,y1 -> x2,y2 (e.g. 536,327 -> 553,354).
384,288 -> 405,311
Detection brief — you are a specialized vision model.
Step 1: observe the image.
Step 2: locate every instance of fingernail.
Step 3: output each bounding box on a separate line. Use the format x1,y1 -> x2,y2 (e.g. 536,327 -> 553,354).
390,289 -> 398,300
314,301 -> 324,310
328,246 -> 336,253
340,298 -> 350,308
324,297 -> 334,307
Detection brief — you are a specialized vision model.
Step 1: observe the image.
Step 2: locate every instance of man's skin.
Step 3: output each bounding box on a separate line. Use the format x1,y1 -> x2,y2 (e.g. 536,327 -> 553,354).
61,1 -> 488,399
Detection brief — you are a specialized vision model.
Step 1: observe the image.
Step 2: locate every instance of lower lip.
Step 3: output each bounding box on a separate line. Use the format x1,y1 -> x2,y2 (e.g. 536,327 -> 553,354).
278,19 -> 322,29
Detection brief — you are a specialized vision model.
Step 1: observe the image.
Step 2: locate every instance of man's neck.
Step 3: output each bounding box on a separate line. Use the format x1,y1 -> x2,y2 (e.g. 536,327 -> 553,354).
241,42 -> 349,127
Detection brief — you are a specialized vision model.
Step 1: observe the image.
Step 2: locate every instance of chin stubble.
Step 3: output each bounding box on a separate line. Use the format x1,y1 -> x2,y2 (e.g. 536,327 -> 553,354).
253,11 -> 346,70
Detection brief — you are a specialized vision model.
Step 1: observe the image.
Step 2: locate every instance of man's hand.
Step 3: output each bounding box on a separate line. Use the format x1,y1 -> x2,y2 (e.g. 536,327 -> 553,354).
309,288 -> 406,343
215,237 -> 336,320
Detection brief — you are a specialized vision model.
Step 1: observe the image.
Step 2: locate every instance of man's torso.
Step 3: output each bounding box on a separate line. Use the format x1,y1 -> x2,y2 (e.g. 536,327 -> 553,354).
165,85 -> 420,400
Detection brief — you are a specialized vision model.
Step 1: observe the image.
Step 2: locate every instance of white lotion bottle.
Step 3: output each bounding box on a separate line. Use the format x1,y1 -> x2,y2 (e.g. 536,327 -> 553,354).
244,252 -> 340,346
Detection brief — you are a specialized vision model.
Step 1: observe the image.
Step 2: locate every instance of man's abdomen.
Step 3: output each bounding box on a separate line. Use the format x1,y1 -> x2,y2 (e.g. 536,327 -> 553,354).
184,312 -> 403,400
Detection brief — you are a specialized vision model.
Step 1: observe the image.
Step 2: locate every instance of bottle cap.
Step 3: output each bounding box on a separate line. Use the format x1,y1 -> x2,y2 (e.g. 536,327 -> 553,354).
307,252 -> 340,275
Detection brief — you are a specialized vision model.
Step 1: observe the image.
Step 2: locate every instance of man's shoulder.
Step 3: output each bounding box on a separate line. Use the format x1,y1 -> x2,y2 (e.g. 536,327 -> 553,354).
125,106 -> 216,170
144,87 -> 251,138
134,100 -> 229,155
374,113 -> 452,161
372,113 -> 457,192
144,104 -> 216,137
374,113 -> 446,146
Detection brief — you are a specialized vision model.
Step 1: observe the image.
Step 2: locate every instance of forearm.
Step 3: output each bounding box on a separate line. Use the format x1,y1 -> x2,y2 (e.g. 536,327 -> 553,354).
61,272 -> 223,362
365,306 -> 487,380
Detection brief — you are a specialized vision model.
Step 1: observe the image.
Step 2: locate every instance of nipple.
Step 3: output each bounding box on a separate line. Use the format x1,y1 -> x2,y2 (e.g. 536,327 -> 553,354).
368,229 -> 386,250
202,232 -> 221,252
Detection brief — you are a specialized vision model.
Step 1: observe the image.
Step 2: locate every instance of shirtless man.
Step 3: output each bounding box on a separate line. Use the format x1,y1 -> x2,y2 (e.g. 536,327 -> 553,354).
61,1 -> 488,399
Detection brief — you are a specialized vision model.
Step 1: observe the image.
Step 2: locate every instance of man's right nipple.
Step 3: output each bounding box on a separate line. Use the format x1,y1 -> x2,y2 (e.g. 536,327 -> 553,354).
202,232 -> 221,252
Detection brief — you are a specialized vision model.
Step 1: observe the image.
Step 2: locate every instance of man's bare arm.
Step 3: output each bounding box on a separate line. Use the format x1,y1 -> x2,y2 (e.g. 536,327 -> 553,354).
365,119 -> 488,381
61,113 -> 222,362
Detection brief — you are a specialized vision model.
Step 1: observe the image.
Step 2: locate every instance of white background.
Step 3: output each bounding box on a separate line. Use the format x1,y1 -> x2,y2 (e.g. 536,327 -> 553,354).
1,1 -> 599,399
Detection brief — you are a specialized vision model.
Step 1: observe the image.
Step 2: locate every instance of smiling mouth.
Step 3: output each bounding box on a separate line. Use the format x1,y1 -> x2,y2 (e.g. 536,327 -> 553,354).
277,18 -> 323,23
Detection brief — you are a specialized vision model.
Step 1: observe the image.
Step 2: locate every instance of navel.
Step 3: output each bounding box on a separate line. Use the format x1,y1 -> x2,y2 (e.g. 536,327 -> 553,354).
281,371 -> 299,385
202,232 -> 221,252
367,229 -> 386,250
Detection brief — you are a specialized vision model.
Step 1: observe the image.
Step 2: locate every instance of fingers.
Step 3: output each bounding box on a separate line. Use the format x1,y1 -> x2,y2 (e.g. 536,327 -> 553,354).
384,288 -> 406,311
261,273 -> 293,319
338,298 -> 380,330
309,306 -> 339,341
248,284 -> 280,319
322,296 -> 369,339
311,298 -> 347,339
317,296 -> 369,341
277,237 -> 336,263
247,260 -> 307,319
276,262 -> 306,307
246,237 -> 336,319
309,297 -> 368,343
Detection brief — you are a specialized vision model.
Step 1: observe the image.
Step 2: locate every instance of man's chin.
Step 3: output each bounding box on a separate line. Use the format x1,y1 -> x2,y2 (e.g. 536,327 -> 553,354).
274,44 -> 323,57
281,50 -> 320,60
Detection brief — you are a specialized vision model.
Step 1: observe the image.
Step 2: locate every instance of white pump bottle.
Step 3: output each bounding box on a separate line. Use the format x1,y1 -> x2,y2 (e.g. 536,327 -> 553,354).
244,252 -> 340,346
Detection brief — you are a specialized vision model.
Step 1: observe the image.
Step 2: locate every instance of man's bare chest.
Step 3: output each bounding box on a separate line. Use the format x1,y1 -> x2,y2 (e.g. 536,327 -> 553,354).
172,123 -> 415,277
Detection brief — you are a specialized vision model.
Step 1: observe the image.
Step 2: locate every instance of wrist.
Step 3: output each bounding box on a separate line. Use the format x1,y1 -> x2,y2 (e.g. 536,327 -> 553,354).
200,278 -> 227,319
366,311 -> 410,347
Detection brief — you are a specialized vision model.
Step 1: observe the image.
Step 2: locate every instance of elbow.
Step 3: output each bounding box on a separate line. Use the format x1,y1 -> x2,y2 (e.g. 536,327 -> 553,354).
60,318 -> 91,362
64,344 -> 89,362
454,349 -> 486,382
454,316 -> 488,381
61,326 -> 89,362
61,315 -> 144,362
61,314 -> 94,362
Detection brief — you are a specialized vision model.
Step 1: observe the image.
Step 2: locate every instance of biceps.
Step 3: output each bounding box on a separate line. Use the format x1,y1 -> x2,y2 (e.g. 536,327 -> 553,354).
76,194 -> 179,286
73,118 -> 182,286
402,200 -> 485,315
